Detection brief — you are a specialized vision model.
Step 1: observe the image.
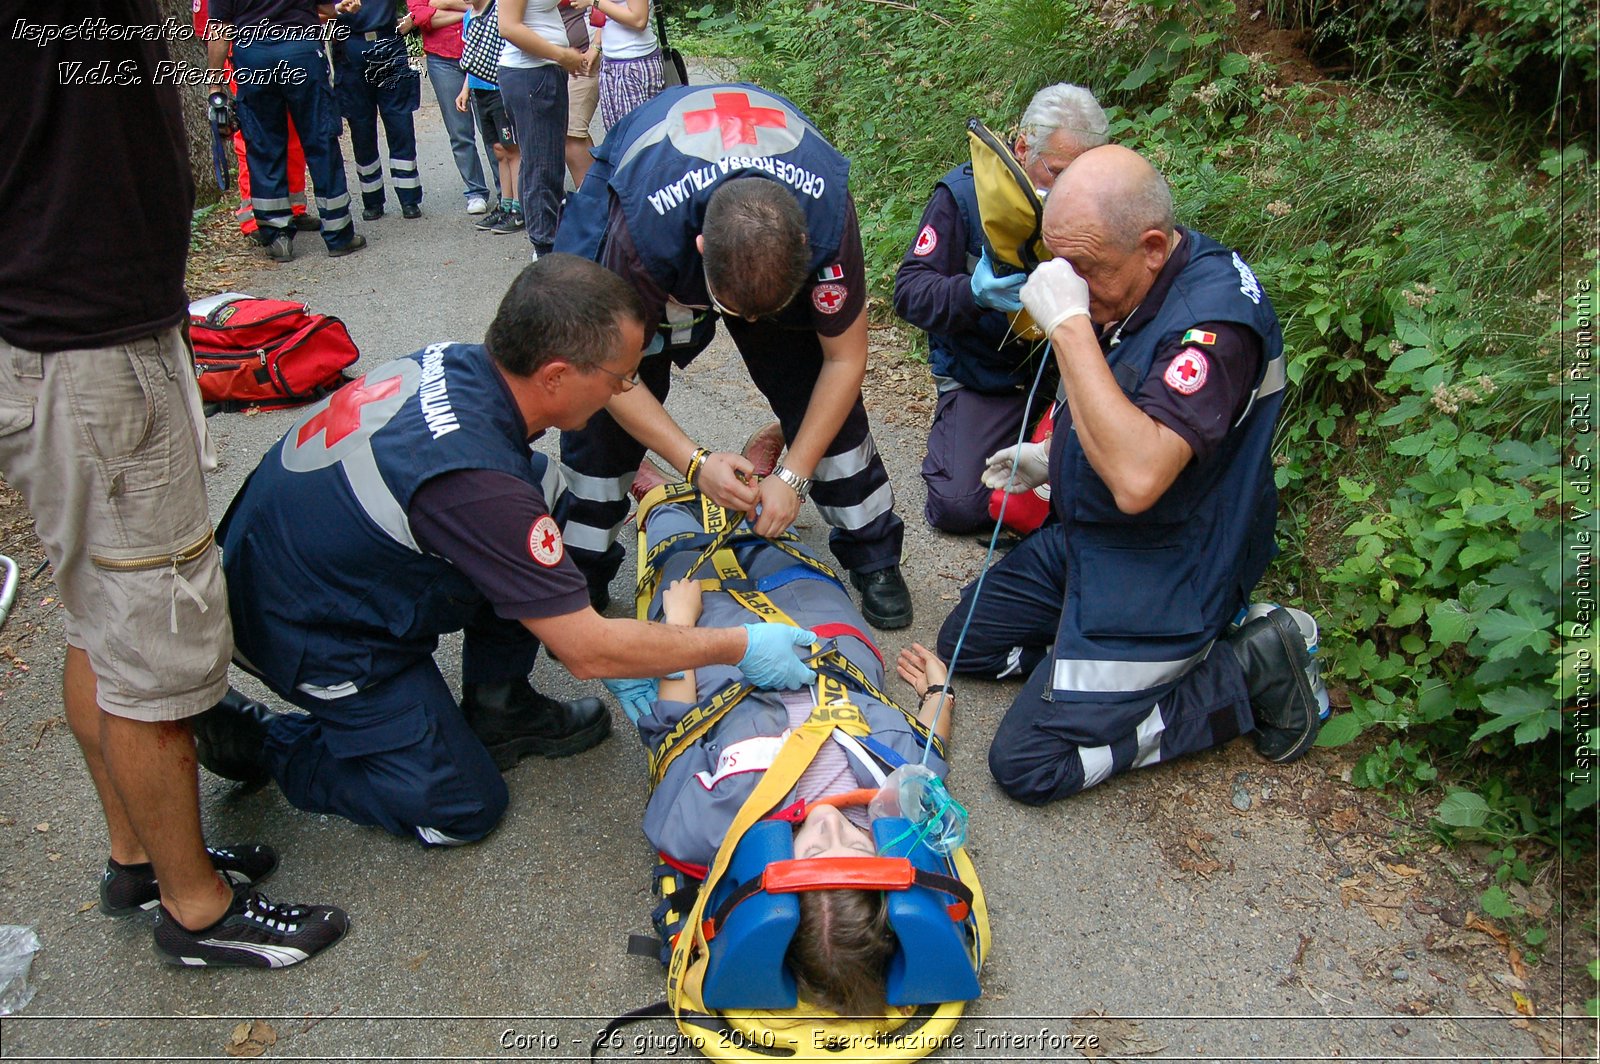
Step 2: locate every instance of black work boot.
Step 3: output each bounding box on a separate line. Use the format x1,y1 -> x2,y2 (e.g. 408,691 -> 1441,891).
1223,608 -> 1322,763
850,565 -> 914,630
460,680 -> 611,770
191,689 -> 274,785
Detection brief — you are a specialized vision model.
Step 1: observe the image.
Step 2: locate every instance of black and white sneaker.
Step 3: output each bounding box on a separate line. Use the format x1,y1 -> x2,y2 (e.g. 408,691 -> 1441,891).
153,888 -> 349,968
100,844 -> 280,918
475,206 -> 506,231
489,208 -> 525,235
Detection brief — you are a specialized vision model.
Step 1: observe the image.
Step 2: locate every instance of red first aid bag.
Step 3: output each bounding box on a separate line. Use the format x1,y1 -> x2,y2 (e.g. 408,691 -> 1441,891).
188,293 -> 359,409
987,401 -> 1055,535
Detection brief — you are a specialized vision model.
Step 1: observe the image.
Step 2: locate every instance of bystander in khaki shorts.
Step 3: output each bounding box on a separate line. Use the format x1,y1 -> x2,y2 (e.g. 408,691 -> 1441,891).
0,325 -> 231,722
567,67 -> 599,138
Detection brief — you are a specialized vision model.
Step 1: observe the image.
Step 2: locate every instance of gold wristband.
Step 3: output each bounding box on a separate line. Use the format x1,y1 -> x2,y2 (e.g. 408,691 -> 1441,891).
685,447 -> 712,487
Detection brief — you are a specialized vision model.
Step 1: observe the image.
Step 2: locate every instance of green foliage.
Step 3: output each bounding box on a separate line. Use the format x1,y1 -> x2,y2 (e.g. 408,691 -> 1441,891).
190,202 -> 225,231
1434,794 -> 1551,940
1307,274 -> 1584,831
1590,955 -> 1600,1017
1267,0 -> 1597,135
691,0 -> 1596,908
1115,0 -> 1237,92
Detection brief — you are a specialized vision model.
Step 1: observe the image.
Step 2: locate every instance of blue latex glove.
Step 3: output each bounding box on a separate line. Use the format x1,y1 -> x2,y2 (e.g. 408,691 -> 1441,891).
970,249 -> 1026,312
602,676 -> 660,723
739,623 -> 818,690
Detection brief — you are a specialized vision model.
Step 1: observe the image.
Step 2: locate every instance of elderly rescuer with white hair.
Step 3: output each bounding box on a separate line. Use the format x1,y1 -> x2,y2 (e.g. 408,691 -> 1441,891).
939,145 -> 1323,804
894,84 -> 1109,534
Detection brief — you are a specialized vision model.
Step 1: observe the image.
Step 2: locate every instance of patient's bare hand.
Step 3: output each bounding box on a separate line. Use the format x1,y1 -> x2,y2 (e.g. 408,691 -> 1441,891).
896,642 -> 947,699
662,578 -> 703,626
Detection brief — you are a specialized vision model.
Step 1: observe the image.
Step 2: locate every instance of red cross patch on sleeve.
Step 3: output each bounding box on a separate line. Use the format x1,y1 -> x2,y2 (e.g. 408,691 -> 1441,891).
1164,347 -> 1210,395
528,515 -> 564,567
912,224 -> 938,257
812,283 -> 848,314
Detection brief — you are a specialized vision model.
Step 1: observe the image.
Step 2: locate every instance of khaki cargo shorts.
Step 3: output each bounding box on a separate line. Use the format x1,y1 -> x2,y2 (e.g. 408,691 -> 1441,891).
0,326 -> 231,721
567,66 -> 599,138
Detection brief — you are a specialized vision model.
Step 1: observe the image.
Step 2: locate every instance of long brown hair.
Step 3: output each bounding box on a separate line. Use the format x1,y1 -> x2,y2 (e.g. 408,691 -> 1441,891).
787,888 -> 897,1017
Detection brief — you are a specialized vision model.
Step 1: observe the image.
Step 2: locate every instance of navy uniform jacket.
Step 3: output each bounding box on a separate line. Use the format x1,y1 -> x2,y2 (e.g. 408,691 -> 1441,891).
337,0 -> 398,34
555,83 -> 860,357
1046,230 -> 1286,704
893,164 -> 1049,395
220,344 -> 559,703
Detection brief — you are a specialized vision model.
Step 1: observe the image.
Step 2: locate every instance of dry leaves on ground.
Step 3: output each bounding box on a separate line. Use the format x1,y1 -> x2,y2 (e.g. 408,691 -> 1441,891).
1510,1017 -> 1571,1059
1073,1011 -> 1169,1059
1339,879 -> 1409,931
225,1019 -> 278,1057
1176,829 -> 1233,879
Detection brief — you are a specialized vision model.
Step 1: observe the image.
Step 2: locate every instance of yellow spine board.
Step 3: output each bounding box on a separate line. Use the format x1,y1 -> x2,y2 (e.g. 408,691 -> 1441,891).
637,491 -> 989,1061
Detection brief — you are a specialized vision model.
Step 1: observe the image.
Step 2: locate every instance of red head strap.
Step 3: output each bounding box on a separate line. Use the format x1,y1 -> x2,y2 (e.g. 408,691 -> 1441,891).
762,856 -> 915,893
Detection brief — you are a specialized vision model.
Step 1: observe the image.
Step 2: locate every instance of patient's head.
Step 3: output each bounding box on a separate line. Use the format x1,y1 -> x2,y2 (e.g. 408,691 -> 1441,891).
785,805 -> 898,1017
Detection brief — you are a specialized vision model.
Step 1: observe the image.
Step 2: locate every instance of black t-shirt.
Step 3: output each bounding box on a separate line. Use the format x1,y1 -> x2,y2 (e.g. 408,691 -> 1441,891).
209,0 -> 324,29
1102,231 -> 1263,463
604,193 -> 868,340
408,469 -> 592,622
1135,320 -> 1261,462
0,0 -> 194,352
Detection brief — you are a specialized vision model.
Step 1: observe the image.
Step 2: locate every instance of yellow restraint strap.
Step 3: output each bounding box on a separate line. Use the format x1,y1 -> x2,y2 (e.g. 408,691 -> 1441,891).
634,491 -> 989,1058
643,513 -> 940,789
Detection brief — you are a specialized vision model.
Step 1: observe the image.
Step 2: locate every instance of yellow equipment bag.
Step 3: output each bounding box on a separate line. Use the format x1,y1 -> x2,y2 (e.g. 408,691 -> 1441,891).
966,117 -> 1055,341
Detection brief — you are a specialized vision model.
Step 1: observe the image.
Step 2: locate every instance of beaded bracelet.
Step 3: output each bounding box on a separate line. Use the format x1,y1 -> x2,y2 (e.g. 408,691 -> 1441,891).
684,447 -> 712,488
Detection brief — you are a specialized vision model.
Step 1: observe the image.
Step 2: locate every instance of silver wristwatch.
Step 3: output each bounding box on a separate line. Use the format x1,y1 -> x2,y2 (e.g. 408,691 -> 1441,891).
772,465 -> 812,502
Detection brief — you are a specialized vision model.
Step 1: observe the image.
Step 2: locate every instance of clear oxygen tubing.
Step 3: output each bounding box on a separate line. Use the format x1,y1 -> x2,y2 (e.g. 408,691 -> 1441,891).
918,337 -> 1055,763
894,337 -> 1056,855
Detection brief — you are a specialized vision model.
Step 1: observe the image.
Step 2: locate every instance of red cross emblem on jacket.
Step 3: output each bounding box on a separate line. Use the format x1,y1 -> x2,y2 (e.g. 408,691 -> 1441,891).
682,91 -> 788,149
1163,347 -> 1209,395
812,282 -> 847,315
297,374 -> 404,448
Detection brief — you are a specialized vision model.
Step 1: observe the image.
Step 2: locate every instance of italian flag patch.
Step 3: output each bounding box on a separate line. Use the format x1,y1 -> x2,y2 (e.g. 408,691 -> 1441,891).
1181,328 -> 1217,346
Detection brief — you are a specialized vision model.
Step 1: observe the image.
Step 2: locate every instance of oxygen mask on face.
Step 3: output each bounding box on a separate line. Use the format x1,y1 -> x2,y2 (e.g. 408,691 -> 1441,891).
869,763 -> 969,856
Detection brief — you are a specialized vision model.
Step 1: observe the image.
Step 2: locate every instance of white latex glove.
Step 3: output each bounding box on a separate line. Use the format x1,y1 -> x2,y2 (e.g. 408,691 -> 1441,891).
1019,258 -> 1091,337
982,440 -> 1050,492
